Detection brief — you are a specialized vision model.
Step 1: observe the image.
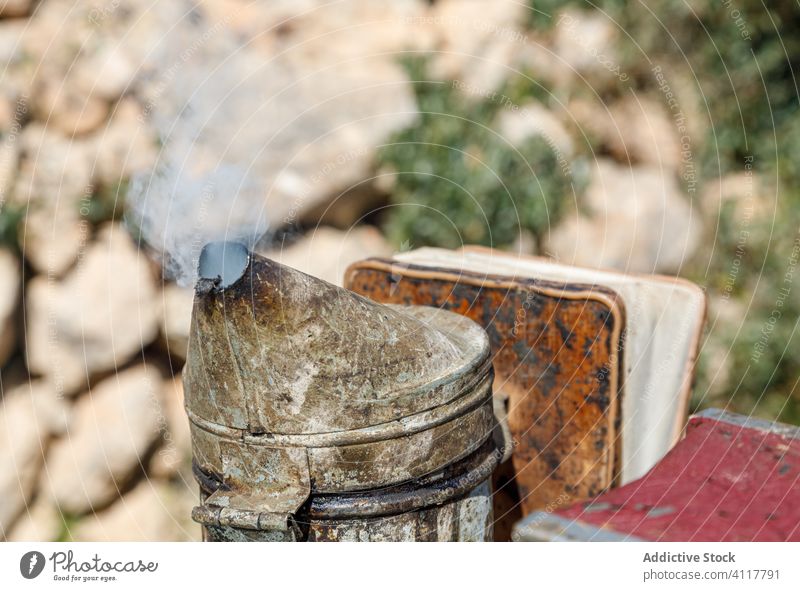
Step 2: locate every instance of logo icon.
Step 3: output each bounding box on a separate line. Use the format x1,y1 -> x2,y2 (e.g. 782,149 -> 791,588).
20,551 -> 46,579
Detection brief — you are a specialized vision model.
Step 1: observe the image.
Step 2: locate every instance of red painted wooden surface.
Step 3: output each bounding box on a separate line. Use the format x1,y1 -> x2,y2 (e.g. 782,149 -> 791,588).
554,412 -> 800,541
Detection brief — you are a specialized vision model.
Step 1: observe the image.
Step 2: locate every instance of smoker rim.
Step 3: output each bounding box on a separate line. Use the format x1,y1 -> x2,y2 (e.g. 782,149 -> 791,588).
186,359 -> 494,447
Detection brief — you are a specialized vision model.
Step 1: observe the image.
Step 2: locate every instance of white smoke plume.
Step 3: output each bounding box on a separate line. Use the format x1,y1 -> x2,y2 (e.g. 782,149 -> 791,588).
126,3 -> 271,286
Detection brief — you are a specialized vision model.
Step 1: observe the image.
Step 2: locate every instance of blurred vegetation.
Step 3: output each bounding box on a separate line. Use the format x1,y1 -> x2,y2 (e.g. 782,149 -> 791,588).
576,0 -> 799,185
378,57 -> 583,251
0,204 -> 25,252
588,0 -> 800,422
82,180 -> 128,225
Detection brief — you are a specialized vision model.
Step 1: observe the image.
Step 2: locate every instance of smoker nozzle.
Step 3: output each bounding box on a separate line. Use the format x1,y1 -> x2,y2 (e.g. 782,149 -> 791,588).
198,241 -> 250,289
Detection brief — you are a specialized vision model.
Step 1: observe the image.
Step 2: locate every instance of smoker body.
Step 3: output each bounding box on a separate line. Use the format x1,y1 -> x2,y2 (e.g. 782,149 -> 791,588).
184,243 -> 500,541
195,439 -> 498,541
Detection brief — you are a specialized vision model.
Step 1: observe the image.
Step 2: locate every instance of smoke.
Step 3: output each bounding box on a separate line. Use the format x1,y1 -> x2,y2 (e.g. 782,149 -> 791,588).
126,3 -> 272,286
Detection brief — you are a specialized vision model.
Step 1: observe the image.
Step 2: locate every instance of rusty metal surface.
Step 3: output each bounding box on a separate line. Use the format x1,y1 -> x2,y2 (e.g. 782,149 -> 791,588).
513,409 -> 800,542
344,257 -> 625,532
185,247 -> 499,541
202,482 -> 493,542
307,481 -> 494,542
190,443 -> 311,533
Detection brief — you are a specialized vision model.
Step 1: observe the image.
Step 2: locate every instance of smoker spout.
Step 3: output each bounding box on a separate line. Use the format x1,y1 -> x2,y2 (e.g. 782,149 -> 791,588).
197,241 -> 250,289
185,249 -> 492,436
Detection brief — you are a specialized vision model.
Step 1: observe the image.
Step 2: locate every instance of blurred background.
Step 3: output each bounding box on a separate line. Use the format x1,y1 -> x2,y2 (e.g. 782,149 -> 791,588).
0,0 -> 798,541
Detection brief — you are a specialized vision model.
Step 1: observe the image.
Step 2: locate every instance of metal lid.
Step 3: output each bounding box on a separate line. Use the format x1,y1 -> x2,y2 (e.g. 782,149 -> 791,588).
184,243 -> 491,436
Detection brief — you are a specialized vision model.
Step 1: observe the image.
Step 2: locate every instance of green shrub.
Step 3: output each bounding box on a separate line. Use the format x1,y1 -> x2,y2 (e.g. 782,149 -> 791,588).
379,57 -> 581,250
0,203 -> 25,251
530,0 -> 800,184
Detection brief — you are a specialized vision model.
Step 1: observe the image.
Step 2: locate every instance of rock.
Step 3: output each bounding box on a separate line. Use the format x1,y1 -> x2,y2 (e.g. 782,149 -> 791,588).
430,0 -> 527,93
546,159 -> 700,273
569,95 -> 681,171
26,224 -> 160,395
510,229 -> 537,256
495,100 -> 574,156
700,172 -> 771,227
73,44 -> 137,102
24,278 -> 85,395
233,0 -> 430,60
158,284 -> 193,365
0,249 -> 20,366
0,20 -> 27,67
513,32 -> 570,91
69,480 -> 199,542
262,226 -> 393,286
0,381 -> 69,538
616,97 -> 682,171
300,185 -> 390,229
42,365 -> 163,515
16,1 -> 81,57
21,210 -> 88,278
5,495 -> 64,542
267,54 -> 417,223
31,79 -> 110,137
0,0 -> 34,18
13,123 -> 93,207
24,10 -> 116,137
88,98 -> 157,188
148,377 -> 191,479
14,123 -> 93,276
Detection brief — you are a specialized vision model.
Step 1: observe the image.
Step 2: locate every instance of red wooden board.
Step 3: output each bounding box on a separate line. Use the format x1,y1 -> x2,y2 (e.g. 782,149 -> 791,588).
518,409 -> 800,541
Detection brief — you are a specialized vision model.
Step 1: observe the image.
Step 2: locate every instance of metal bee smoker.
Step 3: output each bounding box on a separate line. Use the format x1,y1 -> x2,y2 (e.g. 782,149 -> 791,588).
183,242 -> 500,541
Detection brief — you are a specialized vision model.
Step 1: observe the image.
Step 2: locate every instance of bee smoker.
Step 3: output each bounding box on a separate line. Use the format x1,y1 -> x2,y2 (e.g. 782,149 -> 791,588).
183,242 -> 500,541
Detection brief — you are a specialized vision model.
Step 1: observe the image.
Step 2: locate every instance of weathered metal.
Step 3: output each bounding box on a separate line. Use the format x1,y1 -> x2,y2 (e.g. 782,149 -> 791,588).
184,242 -> 500,541
513,409 -> 800,542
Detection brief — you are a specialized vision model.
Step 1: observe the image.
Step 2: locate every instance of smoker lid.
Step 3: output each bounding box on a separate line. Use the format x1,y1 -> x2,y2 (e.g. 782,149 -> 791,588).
184,246 -> 491,435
